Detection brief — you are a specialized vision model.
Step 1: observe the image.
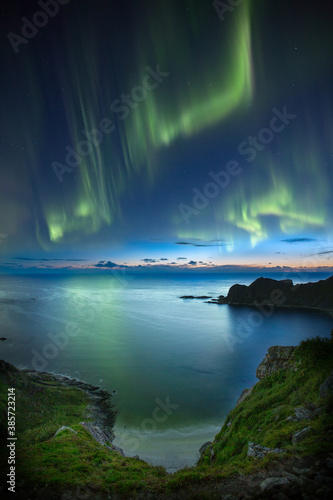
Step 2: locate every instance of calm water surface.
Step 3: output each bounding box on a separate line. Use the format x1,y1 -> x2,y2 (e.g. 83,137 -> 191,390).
0,272 -> 332,470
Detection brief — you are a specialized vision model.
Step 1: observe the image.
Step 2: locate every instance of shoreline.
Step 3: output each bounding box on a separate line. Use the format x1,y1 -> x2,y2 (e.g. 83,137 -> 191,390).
113,421 -> 222,472
206,300 -> 333,318
2,361 -> 222,471
4,363 -> 118,443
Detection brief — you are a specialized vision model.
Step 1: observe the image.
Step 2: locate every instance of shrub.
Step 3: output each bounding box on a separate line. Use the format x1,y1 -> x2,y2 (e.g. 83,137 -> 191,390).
295,336 -> 332,367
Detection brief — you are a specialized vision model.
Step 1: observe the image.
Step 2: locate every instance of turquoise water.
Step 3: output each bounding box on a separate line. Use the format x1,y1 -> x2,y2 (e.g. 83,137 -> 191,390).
0,272 -> 332,470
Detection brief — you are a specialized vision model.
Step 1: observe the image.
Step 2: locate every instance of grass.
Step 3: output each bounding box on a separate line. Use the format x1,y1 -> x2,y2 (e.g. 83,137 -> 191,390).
197,335 -> 333,472
1,336 -> 333,498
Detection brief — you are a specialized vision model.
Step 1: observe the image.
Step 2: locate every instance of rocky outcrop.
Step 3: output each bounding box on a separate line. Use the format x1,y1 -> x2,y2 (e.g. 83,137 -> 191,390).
236,385 -> 255,406
0,359 -> 117,444
260,476 -> 290,492
256,345 -> 296,379
208,275 -> 333,312
180,295 -> 212,299
247,442 -> 284,459
80,422 -> 124,455
292,426 -> 315,445
320,371 -> 333,398
54,426 -> 77,437
199,441 -> 214,461
257,458 -> 333,498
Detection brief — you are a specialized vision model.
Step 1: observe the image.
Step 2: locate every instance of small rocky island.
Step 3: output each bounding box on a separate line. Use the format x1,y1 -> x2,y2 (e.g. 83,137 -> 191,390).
206,275 -> 333,314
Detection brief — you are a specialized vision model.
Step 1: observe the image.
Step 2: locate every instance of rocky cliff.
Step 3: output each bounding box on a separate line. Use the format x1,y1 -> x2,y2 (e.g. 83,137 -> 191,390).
210,275 -> 333,312
198,336 -> 333,499
256,345 -> 297,379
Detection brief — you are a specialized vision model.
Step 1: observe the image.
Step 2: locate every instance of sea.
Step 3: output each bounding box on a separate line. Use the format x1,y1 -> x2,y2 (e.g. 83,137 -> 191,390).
0,271 -> 332,472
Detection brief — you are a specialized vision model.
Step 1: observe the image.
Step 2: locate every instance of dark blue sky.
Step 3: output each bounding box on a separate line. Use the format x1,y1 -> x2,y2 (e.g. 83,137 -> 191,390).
1,0 -> 333,273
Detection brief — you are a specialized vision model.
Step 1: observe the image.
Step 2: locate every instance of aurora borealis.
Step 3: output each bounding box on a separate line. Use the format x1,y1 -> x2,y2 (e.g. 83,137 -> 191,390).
1,0 -> 333,272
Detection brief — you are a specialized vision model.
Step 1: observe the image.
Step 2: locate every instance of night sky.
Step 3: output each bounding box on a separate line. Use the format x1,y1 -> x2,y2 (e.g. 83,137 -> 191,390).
1,0 -> 333,273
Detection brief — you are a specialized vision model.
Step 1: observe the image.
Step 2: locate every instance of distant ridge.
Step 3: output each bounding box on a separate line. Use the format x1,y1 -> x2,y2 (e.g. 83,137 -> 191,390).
208,275 -> 333,313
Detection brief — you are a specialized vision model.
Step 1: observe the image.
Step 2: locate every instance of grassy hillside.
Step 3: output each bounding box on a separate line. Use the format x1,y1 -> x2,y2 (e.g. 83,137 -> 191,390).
199,336 -> 333,468
1,336 -> 333,499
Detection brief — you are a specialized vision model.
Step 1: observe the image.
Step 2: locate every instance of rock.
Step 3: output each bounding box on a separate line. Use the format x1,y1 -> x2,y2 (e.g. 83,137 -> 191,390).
319,371 -> 333,398
79,422 -> 124,455
286,415 -> 299,422
215,275 -> 333,311
256,345 -> 296,379
292,467 -> 313,476
247,442 -> 284,458
111,443 -> 125,456
236,385 -> 255,406
227,277 -> 294,305
314,475 -> 333,486
180,295 -> 212,299
292,426 -> 314,445
199,441 -> 212,455
282,471 -> 300,484
260,477 -> 290,491
294,406 -> 316,421
54,426 -> 77,437
299,475 -> 322,493
272,493 -> 289,500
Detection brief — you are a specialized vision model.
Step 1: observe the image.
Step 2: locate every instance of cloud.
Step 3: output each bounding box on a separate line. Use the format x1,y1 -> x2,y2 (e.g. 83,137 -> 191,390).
14,257 -> 38,261
14,257 -> 87,262
95,261 -> 127,268
177,257 -> 187,260
160,258 -> 168,261
141,258 -> 157,263
175,240 -> 226,247
66,259 -> 87,262
315,250 -> 333,255
281,238 -> 316,244
188,261 -> 197,265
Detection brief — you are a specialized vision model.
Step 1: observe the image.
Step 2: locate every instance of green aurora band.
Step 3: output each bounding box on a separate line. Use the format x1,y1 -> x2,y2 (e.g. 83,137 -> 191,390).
1,0 -> 332,256
42,1 -> 254,247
